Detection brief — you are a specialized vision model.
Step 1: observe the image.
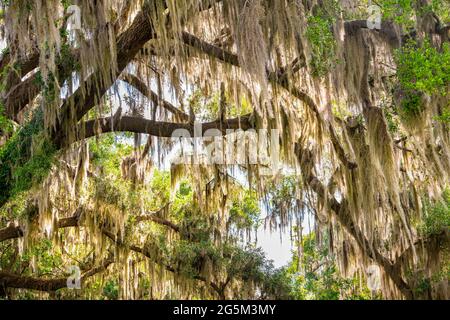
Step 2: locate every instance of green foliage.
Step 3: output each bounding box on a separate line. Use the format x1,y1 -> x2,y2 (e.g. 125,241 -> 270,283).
420,189 -> 450,236
102,280 -> 119,300
20,239 -> 64,277
377,0 -> 450,28
284,233 -> 374,300
0,62 -> 16,135
400,90 -> 423,116
60,0 -> 72,11
435,105 -> 450,124
89,133 -> 133,177
384,106 -> 401,134
0,110 -> 57,205
395,40 -> 450,97
0,102 -> 13,134
379,0 -> 416,29
58,42 -> 80,73
427,0 -> 450,24
149,170 -> 171,207
306,1 -> 339,77
229,189 -> 260,230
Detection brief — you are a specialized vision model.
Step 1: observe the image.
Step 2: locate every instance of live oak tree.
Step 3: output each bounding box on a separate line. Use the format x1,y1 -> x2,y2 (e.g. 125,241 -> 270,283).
0,0 -> 449,300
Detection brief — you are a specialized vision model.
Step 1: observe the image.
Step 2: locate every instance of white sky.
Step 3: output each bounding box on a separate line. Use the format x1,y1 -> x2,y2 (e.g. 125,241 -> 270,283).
257,227 -> 293,268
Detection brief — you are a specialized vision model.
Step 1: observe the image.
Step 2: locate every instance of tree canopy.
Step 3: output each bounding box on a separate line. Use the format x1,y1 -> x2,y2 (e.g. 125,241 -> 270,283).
0,0 -> 449,300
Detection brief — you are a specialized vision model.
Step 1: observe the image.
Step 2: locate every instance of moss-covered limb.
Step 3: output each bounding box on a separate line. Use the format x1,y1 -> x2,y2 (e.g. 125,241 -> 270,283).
126,244 -> 225,298
0,19 -> 80,120
0,46 -> 39,88
50,4 -> 158,148
4,1 -> 156,124
0,224 -> 23,242
0,205 -> 78,243
82,114 -> 253,139
394,230 -> 449,269
343,20 -> 402,45
295,144 -> 415,299
180,32 -> 359,171
0,110 -> 252,209
98,222 -> 228,297
0,256 -> 114,292
0,4 -> 158,206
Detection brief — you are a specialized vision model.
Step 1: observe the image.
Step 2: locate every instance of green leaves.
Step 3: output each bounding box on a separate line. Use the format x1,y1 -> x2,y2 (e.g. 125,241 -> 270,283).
20,239 -> 63,277
379,0 -> 415,29
306,11 -> 337,77
89,133 -> 133,177
394,40 -> 450,116
229,189 -> 260,230
420,189 -> 450,236
102,280 -> 119,300
396,41 -> 450,96
285,233 -> 374,300
378,0 -> 450,28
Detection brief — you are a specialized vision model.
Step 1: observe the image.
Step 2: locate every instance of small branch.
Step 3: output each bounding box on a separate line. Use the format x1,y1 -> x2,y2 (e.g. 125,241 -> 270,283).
121,73 -> 189,121
0,225 -> 24,243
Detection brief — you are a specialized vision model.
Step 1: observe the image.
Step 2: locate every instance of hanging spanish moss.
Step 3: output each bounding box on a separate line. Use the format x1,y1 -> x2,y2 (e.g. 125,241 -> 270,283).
0,0 -> 448,300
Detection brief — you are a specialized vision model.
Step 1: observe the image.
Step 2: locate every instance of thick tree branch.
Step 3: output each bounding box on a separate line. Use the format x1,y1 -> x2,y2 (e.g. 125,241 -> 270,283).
2,47 -> 79,121
136,214 -> 180,233
52,3 -> 159,148
295,144 -> 413,299
181,32 -> 358,170
81,114 -> 253,139
0,224 -> 24,243
0,47 -> 40,81
0,256 -> 113,292
344,20 -> 402,45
